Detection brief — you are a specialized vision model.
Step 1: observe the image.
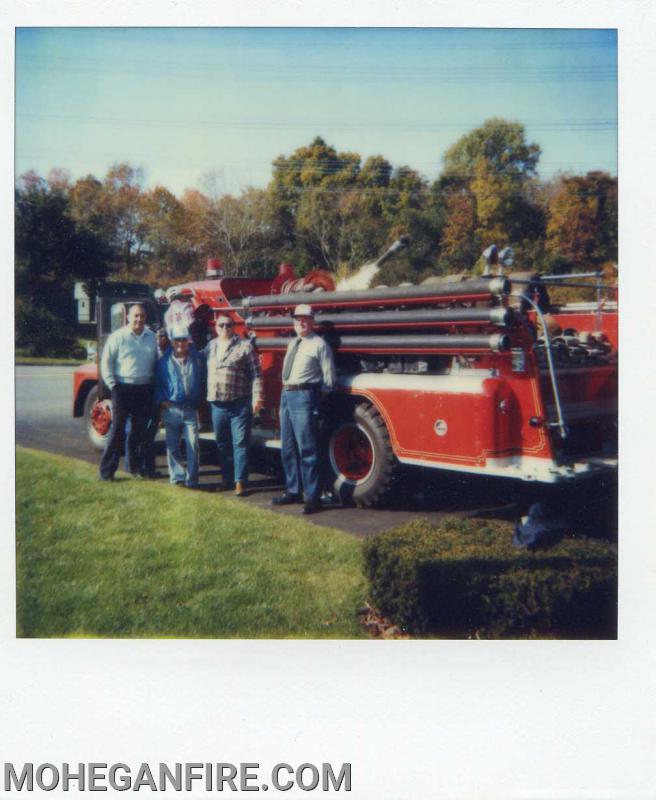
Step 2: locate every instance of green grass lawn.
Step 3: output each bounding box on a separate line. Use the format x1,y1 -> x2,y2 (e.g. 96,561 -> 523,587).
15,448 -> 368,639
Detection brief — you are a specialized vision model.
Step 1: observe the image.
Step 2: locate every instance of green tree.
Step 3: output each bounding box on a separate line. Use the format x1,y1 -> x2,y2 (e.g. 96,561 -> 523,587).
381,166 -> 443,280
355,155 -> 393,223
267,136 -> 362,265
15,175 -> 111,302
442,117 -> 540,181
358,155 -> 393,189
15,173 -> 111,354
293,185 -> 388,275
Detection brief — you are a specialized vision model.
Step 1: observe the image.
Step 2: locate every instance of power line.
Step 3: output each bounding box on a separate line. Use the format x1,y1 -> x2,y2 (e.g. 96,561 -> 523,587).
17,111 -> 617,132
17,32 -> 614,57
22,54 -> 617,72
19,55 -> 617,84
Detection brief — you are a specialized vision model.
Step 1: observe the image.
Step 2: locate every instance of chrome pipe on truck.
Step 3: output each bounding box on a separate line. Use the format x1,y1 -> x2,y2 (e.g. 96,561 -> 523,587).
243,276 -> 511,310
247,306 -> 514,330
254,333 -> 511,353
373,234 -> 411,267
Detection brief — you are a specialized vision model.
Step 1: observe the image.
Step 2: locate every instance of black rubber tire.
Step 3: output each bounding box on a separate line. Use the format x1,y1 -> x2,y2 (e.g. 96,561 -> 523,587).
327,401 -> 396,508
83,384 -> 111,451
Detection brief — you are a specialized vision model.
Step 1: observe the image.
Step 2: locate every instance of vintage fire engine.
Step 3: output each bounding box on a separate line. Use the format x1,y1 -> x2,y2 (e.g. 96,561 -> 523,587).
73,242 -> 618,507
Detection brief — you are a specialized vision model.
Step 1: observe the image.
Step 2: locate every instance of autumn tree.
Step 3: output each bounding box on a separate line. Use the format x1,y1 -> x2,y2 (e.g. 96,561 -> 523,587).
139,185 -> 205,282
178,189 -> 214,264
69,174 -> 114,246
204,187 -> 278,277
101,163 -> 149,276
15,122 -> 616,313
435,187 -> 479,268
546,172 -> 618,271
437,119 -> 544,272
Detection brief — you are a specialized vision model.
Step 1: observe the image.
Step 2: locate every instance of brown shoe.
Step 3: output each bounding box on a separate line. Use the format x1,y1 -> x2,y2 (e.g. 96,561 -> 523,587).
235,481 -> 246,497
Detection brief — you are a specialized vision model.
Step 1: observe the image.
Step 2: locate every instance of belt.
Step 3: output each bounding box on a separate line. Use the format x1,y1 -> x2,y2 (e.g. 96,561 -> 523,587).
283,383 -> 321,391
211,396 -> 251,405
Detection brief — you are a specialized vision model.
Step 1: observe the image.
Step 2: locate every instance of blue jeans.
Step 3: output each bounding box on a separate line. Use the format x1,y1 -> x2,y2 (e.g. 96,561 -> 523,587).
279,388 -> 321,503
211,398 -> 252,486
162,404 -> 200,487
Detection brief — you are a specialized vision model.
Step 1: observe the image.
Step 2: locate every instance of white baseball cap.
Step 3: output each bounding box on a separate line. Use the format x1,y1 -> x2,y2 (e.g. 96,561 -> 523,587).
170,325 -> 190,340
292,303 -> 314,318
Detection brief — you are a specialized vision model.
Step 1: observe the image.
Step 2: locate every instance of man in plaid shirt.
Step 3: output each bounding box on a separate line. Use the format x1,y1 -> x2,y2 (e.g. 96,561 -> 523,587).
204,314 -> 264,496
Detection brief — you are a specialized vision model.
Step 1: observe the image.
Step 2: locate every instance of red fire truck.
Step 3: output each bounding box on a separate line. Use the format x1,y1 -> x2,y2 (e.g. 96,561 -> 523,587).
73,243 -> 618,507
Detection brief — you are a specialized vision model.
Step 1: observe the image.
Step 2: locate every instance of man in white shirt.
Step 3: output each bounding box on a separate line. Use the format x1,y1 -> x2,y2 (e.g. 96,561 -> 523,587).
125,327 -> 171,478
99,304 -> 157,481
272,304 -> 336,514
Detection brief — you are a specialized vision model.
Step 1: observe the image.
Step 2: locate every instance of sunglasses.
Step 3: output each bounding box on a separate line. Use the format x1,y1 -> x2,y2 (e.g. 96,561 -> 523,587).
217,322 -> 234,329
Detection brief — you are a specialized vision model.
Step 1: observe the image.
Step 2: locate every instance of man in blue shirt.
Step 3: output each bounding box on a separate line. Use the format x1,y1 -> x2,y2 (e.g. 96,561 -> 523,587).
154,325 -> 206,488
99,304 -> 157,481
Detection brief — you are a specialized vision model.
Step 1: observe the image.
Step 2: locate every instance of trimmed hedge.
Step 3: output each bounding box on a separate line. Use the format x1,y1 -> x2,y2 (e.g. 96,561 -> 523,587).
363,518 -> 617,639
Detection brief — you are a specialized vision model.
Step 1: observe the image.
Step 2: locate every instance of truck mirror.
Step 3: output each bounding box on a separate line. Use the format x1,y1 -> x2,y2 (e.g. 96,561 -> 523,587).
110,302 -> 127,332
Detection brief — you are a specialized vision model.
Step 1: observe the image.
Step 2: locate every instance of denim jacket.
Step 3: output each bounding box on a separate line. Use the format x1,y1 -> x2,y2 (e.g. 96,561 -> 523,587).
154,348 -> 206,408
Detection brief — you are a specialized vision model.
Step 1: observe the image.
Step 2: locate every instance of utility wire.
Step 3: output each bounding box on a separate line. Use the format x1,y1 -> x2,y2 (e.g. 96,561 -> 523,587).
17,111 -> 617,132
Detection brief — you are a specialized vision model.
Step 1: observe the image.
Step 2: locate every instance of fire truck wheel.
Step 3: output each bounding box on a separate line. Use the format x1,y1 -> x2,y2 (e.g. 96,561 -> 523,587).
84,385 -> 112,451
327,402 -> 396,508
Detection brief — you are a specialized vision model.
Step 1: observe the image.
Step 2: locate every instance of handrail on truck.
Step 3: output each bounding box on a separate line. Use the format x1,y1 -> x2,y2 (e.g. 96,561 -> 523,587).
520,293 -> 569,440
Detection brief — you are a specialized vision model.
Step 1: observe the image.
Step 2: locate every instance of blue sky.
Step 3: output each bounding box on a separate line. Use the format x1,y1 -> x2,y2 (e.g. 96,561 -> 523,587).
15,27 -> 617,196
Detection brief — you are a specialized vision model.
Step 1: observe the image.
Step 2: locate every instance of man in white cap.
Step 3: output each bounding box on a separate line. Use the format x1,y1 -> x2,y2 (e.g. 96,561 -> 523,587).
154,325 -> 206,488
272,304 -> 335,514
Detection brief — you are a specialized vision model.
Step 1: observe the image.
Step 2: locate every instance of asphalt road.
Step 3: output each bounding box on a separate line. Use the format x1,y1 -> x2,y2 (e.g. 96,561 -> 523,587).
16,365 -> 615,539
